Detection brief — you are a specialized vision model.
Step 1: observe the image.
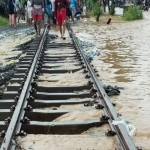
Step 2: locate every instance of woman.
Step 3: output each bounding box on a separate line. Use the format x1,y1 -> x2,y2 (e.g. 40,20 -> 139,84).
8,0 -> 15,27
31,0 -> 44,37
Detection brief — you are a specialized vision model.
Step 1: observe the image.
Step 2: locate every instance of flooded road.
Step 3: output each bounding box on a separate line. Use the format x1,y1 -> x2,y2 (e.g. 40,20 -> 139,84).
73,10 -> 150,149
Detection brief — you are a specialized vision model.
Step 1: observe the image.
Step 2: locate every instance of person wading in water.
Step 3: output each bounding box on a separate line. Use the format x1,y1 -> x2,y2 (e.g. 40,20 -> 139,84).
31,0 -> 44,37
55,0 -> 68,40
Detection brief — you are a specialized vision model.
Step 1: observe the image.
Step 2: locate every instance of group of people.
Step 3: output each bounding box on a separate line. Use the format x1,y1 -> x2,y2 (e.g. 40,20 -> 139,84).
8,0 -> 82,39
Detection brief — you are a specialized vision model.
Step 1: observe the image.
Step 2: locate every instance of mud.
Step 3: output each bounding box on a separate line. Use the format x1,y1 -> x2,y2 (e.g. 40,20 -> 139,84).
71,10 -> 150,149
37,71 -> 88,86
17,134 -> 117,150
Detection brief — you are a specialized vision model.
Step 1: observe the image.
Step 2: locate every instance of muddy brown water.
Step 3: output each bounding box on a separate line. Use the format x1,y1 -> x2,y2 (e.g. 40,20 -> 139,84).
2,13 -> 150,149
71,11 -> 150,150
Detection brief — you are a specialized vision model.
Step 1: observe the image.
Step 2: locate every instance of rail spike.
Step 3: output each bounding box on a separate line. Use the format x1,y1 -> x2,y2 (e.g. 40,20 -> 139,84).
4,117 -> 11,124
24,105 -> 33,111
14,95 -> 19,101
27,96 -> 35,101
105,129 -> 116,136
100,115 -> 110,121
0,130 -> 5,137
31,81 -> 37,87
95,104 -> 104,109
20,117 -> 30,124
10,105 -> 15,111
15,130 -> 27,136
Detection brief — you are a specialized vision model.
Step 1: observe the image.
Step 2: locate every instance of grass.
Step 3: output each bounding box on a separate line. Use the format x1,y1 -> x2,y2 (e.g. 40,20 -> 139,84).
0,16 -> 8,27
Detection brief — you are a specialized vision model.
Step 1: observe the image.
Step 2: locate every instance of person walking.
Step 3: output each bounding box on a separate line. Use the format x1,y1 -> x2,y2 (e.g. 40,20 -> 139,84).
8,0 -> 16,27
31,0 -> 44,37
70,0 -> 77,23
15,0 -> 21,23
66,0 -> 72,22
24,0 -> 28,24
27,0 -> 32,25
44,0 -> 52,25
50,0 -> 56,27
55,0 -> 68,39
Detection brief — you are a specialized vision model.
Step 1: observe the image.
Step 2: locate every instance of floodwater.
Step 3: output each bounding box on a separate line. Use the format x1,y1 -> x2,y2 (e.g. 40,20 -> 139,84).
72,9 -> 150,149
1,10 -> 150,149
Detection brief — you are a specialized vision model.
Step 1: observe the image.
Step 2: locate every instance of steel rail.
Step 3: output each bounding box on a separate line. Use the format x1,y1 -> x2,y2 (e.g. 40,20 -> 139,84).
0,25 -> 49,150
66,23 -> 137,150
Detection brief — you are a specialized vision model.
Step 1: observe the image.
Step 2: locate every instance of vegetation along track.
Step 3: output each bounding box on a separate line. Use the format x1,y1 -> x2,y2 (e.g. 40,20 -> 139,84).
0,24 -> 138,150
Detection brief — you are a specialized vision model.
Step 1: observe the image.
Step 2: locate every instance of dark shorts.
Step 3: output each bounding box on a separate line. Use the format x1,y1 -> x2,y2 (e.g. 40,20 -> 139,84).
66,7 -> 72,17
52,11 -> 56,24
9,9 -> 15,15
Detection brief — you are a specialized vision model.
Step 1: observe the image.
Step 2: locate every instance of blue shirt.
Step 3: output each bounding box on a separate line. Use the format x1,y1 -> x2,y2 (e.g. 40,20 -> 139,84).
70,0 -> 77,8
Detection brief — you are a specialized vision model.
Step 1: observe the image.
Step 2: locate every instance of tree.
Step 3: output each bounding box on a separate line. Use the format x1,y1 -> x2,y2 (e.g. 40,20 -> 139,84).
88,0 -> 103,21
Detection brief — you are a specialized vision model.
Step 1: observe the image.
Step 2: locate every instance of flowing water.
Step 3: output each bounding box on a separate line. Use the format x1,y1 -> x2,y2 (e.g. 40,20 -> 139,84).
72,9 -> 150,149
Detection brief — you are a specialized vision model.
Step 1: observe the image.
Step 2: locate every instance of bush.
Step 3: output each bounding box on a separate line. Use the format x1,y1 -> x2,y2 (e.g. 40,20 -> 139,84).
0,15 -> 8,27
109,3 -> 115,15
123,6 -> 143,21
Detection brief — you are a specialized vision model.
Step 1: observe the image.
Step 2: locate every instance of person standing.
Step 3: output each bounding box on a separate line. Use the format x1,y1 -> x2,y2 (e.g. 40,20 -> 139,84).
55,0 -> 68,39
8,0 -> 15,27
31,0 -> 44,37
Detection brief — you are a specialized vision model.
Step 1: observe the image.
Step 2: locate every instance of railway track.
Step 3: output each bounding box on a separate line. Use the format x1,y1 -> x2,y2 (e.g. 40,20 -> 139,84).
0,24 -> 138,150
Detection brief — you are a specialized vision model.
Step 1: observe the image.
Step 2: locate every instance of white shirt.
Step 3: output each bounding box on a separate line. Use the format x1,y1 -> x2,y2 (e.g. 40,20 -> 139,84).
50,0 -> 55,11
15,0 -> 21,11
27,0 -> 32,11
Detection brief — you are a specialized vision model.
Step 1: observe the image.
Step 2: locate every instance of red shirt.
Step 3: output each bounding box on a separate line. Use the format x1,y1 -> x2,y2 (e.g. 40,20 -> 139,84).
55,0 -> 68,16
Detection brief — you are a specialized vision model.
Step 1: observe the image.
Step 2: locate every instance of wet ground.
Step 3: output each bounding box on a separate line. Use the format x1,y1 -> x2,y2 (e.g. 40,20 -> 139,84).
1,9 -> 150,149
72,8 -> 150,149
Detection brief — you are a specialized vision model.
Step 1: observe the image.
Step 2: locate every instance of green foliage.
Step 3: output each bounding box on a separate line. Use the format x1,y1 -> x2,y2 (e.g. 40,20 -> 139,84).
0,16 -> 8,27
90,2 -> 103,21
123,6 -> 143,21
109,3 -> 115,15
92,2 -> 103,17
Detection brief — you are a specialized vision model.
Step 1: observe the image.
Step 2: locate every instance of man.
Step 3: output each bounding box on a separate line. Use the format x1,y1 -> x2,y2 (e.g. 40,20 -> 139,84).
44,0 -> 52,25
27,0 -> 32,25
50,0 -> 56,27
55,0 -> 68,40
70,0 -> 77,23
31,0 -> 44,37
74,8 -> 82,20
15,0 -> 21,23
